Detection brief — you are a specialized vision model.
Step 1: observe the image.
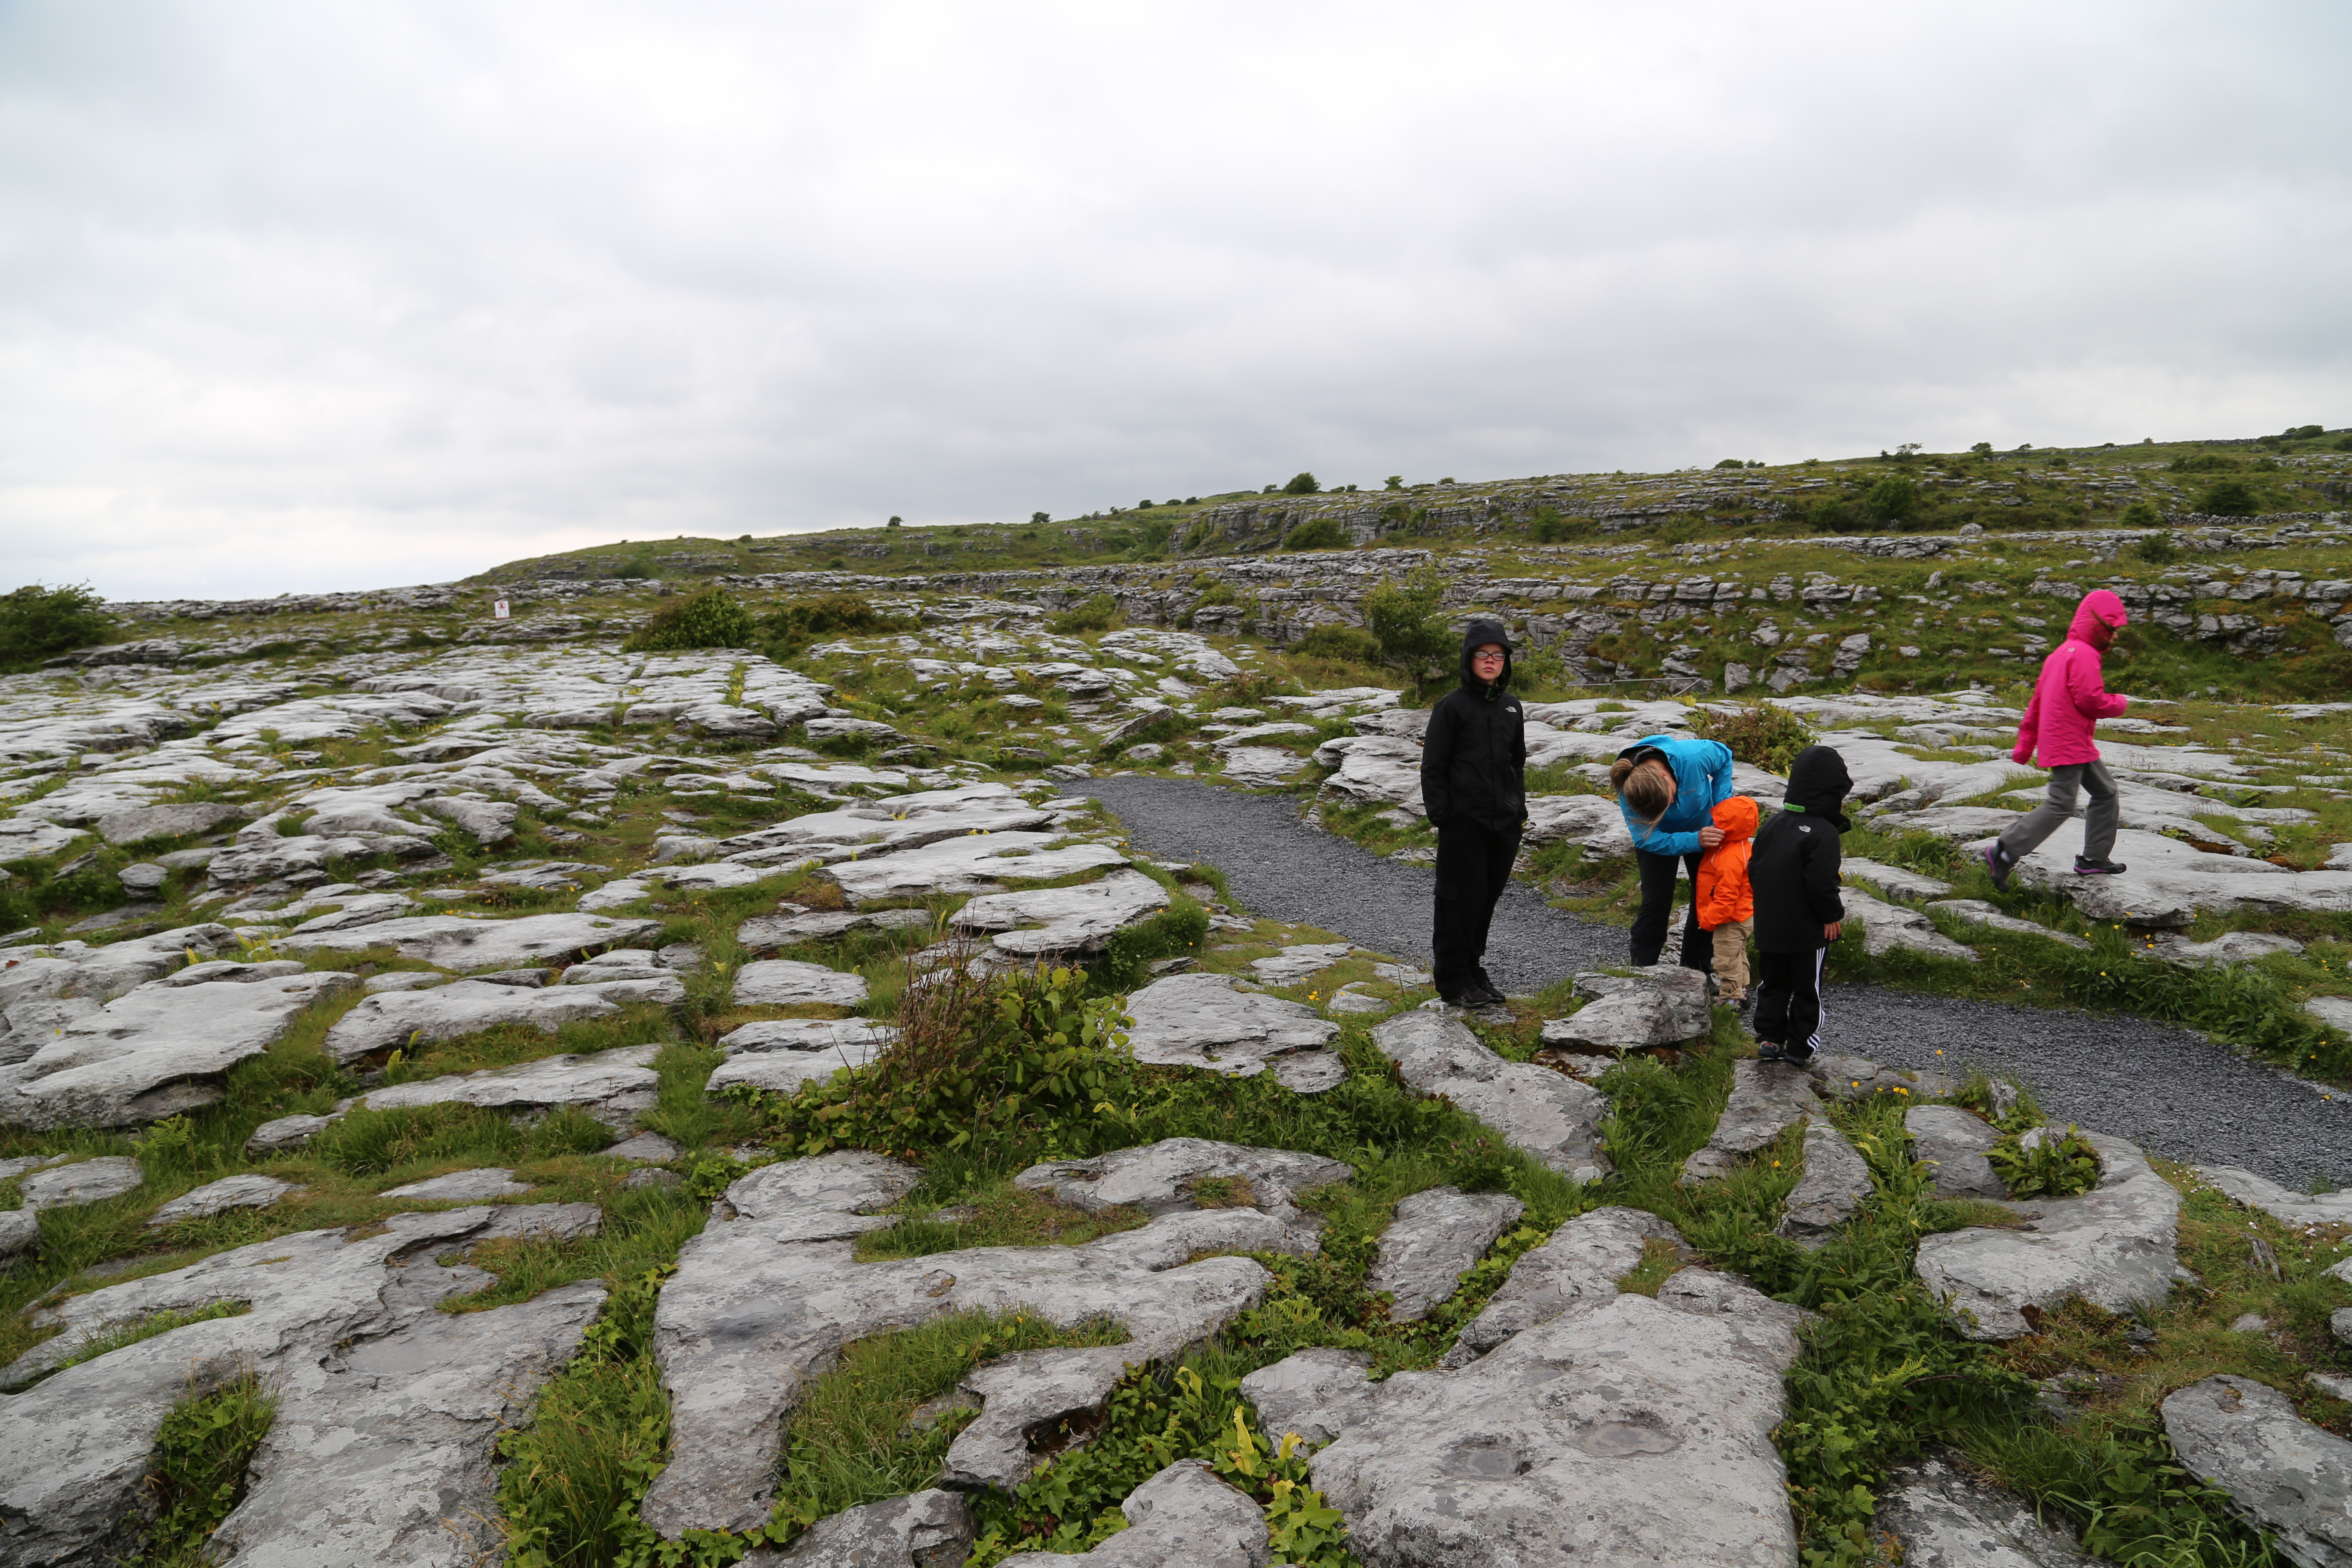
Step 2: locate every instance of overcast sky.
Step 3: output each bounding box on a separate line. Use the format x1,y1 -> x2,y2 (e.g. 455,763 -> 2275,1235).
2,2 -> 2346,600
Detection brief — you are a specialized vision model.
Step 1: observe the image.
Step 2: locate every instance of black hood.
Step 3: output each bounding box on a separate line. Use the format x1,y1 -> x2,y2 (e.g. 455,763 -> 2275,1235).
1783,744 -> 1852,829
1458,619 -> 1513,699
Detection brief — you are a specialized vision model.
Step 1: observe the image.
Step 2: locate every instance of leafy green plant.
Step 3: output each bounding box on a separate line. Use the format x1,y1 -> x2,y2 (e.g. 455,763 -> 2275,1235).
1862,475 -> 1920,524
1361,567 -> 1454,684
1688,704 -> 1817,774
138,1370 -> 277,1566
1047,595 -> 1121,635
2196,479 -> 2259,518
2133,525 -> 2177,563
1282,517 -> 1348,551
1528,507 -> 1594,543
0,582 -> 110,671
1988,1123 -> 2100,1198
619,588 -> 756,653
1291,625 -> 1380,665
761,594 -> 916,654
1281,472 -> 1320,495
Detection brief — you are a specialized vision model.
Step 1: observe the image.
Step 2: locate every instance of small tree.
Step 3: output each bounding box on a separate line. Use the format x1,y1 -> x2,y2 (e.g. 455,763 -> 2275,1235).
1282,516 -> 1348,551
2198,478 -> 2259,517
622,587 -> 756,652
887,517 -> 902,528
0,582 -> 110,671
1029,511 -> 1050,525
1862,474 -> 1920,523
1384,475 -> 1404,491
2119,500 -> 2164,531
1362,567 -> 1455,685
1282,472 -> 1320,495
1970,441 -> 1994,456
2134,531 -> 2177,564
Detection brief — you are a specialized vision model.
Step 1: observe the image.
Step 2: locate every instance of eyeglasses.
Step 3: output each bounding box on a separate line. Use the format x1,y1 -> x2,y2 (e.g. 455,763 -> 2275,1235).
1472,650 -> 1506,662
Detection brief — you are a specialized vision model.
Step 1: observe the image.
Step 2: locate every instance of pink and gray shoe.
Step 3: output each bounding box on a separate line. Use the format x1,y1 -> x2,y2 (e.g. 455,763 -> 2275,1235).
1981,842 -> 2016,891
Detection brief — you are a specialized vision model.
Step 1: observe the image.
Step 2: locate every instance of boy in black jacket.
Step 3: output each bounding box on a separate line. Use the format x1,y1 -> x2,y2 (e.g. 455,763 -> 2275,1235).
1419,619 -> 1526,1007
1749,745 -> 1852,1065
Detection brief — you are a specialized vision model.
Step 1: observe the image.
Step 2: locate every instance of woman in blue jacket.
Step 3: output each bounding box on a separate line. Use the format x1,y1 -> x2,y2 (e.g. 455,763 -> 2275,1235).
1608,733 -> 1736,971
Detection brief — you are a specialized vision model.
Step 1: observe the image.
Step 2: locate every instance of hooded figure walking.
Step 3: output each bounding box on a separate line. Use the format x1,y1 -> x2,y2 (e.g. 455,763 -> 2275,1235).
1419,620 -> 1525,1007
1984,589 -> 2133,887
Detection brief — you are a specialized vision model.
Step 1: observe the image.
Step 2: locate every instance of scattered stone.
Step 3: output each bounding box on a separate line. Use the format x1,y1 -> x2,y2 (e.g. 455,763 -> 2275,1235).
1841,889 -> 1976,961
282,911 -> 666,972
942,1343 -> 1141,1491
952,869 -> 1171,958
1906,1104 -> 2007,1198
1220,747 -> 1311,788
998,1460 -> 1268,1567
1372,1011 -> 1611,1181
1683,1060 -> 1825,1182
362,970 -> 449,993
1808,1053 -> 1961,1103
731,959 -> 870,1008
92,801 -> 251,847
349,1045 -> 660,1130
381,1167 -> 536,1201
1873,1452 -> 2092,1568
321,979 -> 629,1065
1324,983 -> 1388,1015
1240,1348 -> 1379,1448
822,833 -> 1129,904
1444,1206 -> 1684,1365
1120,972 -> 1340,1084
1841,858 -> 1954,903
147,1173 -> 299,1228
1915,1131 -> 2182,1340
1546,965 -> 1711,1052
2193,1165 -> 2352,1228
2163,1375 -> 2352,1568
1247,943 -> 1352,986
738,906 -> 934,946
603,1131 -> 682,1163
2231,1312 -> 2271,1334
1520,795 -> 1634,857
1925,899 -> 2092,949
246,1111 -> 345,1156
1366,1186 -> 1526,1321
1014,1138 -> 1348,1235
2150,930 -> 2308,967
0,1207 -> 36,1263
1370,963 -> 1432,987
17,1156 -> 144,1211
743,1488 -> 976,1568
622,1167 -> 684,1192
1777,1118 -> 1872,1249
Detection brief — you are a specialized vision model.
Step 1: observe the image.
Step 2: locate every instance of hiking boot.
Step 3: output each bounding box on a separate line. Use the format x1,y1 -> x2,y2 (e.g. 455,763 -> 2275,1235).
1461,983 -> 1507,1009
1981,842 -> 2016,891
2074,855 -> 2128,876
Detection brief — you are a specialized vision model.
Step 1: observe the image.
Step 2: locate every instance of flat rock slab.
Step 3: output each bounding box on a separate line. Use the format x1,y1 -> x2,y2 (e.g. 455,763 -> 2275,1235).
322,979 -> 628,1065
1546,965 -> 1712,1051
1366,1186 -> 1525,1322
732,959 -> 871,1008
1914,1130 -> 2182,1340
1842,858 -> 1954,904
1308,1268 -> 1807,1568
1683,1059 -> 1824,1182
1842,889 -> 1976,961
2152,930 -> 2307,967
1241,1347 -> 1380,1449
1014,1137 -> 1350,1231
2164,1375 -> 2352,1568
705,1038 -> 889,1096
822,832 -> 1128,904
380,1167 -> 536,1201
0,971 -> 359,1130
998,1460 -> 1269,1568
1220,746 -> 1311,788
744,1488 -> 975,1567
283,911 -> 666,971
18,1155 -> 144,1210
1520,794 -> 1634,856
2194,1165 -> 2352,1228
1777,1118 -> 1873,1250
645,1145 -> 1308,1536
0,1209 -> 603,1567
1121,972 -> 1339,1084
1873,1453 -> 2091,1567
738,907 -> 934,946
350,1045 -> 661,1130
94,801 -> 251,847
1907,1104 -> 2006,1198
1808,1053 -> 1961,1104
1248,943 -> 1353,986
943,1344 -> 1141,1491
1925,899 -> 2091,949
717,1017 -> 901,1057
147,1173 -> 299,1228
1373,1011 -> 1611,1182
1444,1206 -> 1684,1364
952,868 -> 1170,957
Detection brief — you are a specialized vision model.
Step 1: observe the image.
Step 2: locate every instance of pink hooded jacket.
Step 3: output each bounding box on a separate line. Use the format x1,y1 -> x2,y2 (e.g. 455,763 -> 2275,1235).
2013,590 -> 2129,768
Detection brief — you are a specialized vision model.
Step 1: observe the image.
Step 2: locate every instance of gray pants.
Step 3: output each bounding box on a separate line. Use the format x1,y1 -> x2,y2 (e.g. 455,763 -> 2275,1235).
1997,760 -> 2119,864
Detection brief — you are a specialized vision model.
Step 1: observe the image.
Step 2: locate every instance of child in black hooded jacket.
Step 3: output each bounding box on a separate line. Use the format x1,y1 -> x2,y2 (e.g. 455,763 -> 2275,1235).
1749,745 -> 1852,1065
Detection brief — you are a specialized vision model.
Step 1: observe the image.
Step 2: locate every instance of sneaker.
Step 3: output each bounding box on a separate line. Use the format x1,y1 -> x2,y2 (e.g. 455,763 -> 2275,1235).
1756,1042 -> 1785,1062
1780,1042 -> 1816,1067
2074,855 -> 2128,876
1981,842 -> 2015,891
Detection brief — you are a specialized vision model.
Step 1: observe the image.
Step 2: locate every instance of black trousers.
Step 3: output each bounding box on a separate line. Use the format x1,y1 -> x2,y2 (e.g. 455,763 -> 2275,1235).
1753,948 -> 1826,1055
1631,848 -> 1712,971
1433,819 -> 1520,998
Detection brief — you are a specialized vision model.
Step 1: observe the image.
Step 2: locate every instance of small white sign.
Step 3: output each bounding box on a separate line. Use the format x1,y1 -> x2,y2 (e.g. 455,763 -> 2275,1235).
493,600 -> 510,620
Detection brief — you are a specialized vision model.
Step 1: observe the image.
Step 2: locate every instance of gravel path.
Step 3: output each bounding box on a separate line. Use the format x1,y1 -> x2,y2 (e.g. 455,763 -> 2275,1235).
1087,775 -> 2352,1189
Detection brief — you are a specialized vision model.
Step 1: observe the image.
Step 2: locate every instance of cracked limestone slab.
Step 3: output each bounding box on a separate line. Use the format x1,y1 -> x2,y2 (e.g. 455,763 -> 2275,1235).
2163,1375 -> 2352,1568
282,911 -> 666,971
1842,889 -> 1976,961
2192,1165 -> 2352,1229
1241,1348 -> 1380,1449
381,1167 -> 536,1201
1314,735 -> 1425,815
1443,1206 -> 1685,1365
1841,858 -> 1954,904
1014,1138 -> 1350,1241
1308,1267 -> 1807,1568
321,978 -> 630,1065
998,1460 -> 1270,1568
820,832 -> 1129,905
1907,1104 -> 2006,1198
348,1045 -> 660,1130
715,784 -> 1053,865
1120,972 -> 1340,1084
732,958 -> 870,1008
941,1344 -> 1143,1492
0,971 -> 360,1130
1373,1011 -> 1611,1181
705,1028 -> 892,1096
0,1207 -> 603,1568
148,1173 -> 300,1228
741,1488 -> 976,1568
738,906 -> 935,946
1520,794 -> 1634,856
17,1155 -> 144,1210
952,868 -> 1170,958
1914,1131 -> 2181,1340
1777,1118 -> 1873,1250
1366,1186 -> 1525,1322
1924,899 -> 2092,949
1218,746 -> 1311,788
1682,1059 -> 1826,1183
1545,966 -> 1712,1052
645,1146 -> 1308,1536
1873,1452 -> 2091,1568
2153,930 -> 2308,967
1247,943 -> 1353,986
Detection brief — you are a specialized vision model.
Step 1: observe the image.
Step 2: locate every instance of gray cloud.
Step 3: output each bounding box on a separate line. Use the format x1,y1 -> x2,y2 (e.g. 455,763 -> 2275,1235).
1,0 -> 2346,598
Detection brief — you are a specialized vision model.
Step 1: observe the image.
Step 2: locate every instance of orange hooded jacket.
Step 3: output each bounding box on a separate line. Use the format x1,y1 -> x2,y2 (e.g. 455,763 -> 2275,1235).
1695,795 -> 1758,929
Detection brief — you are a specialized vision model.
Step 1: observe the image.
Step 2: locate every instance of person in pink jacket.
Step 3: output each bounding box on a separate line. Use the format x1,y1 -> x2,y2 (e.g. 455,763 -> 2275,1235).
1983,588 -> 2132,887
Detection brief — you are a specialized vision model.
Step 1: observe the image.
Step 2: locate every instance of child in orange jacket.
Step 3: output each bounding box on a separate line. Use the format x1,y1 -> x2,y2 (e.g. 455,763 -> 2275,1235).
1696,796 -> 1759,1005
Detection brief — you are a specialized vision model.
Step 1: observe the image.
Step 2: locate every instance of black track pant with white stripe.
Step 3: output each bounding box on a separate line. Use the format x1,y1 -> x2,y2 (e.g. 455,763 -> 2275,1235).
1753,948 -> 1826,1057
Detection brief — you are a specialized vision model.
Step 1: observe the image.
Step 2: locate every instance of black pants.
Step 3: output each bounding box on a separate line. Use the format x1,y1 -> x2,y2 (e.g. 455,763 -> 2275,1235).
1753,948 -> 1826,1056
1433,819 -> 1520,999
1631,848 -> 1712,971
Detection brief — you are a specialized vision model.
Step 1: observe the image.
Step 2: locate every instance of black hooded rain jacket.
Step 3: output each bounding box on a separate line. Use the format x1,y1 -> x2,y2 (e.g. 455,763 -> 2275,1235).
1750,744 -> 1853,952
1418,620 -> 1526,832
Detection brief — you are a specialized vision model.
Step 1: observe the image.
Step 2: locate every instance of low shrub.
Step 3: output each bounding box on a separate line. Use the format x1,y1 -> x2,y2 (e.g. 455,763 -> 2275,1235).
1282,517 -> 1348,551
2132,526 -> 2177,564
2196,479 -> 2259,517
1989,1124 -> 2100,1198
1688,703 -> 1817,773
0,582 -> 110,671
761,593 -> 915,653
1292,625 -> 1381,664
620,587 -> 756,653
1047,595 -> 1121,635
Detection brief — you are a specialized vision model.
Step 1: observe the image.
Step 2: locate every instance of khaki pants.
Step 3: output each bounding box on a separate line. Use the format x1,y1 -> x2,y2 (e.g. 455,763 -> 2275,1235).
1709,919 -> 1752,997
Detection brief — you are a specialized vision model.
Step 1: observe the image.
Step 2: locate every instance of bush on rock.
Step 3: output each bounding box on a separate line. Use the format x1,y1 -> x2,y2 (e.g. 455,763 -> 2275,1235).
620,587 -> 756,653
